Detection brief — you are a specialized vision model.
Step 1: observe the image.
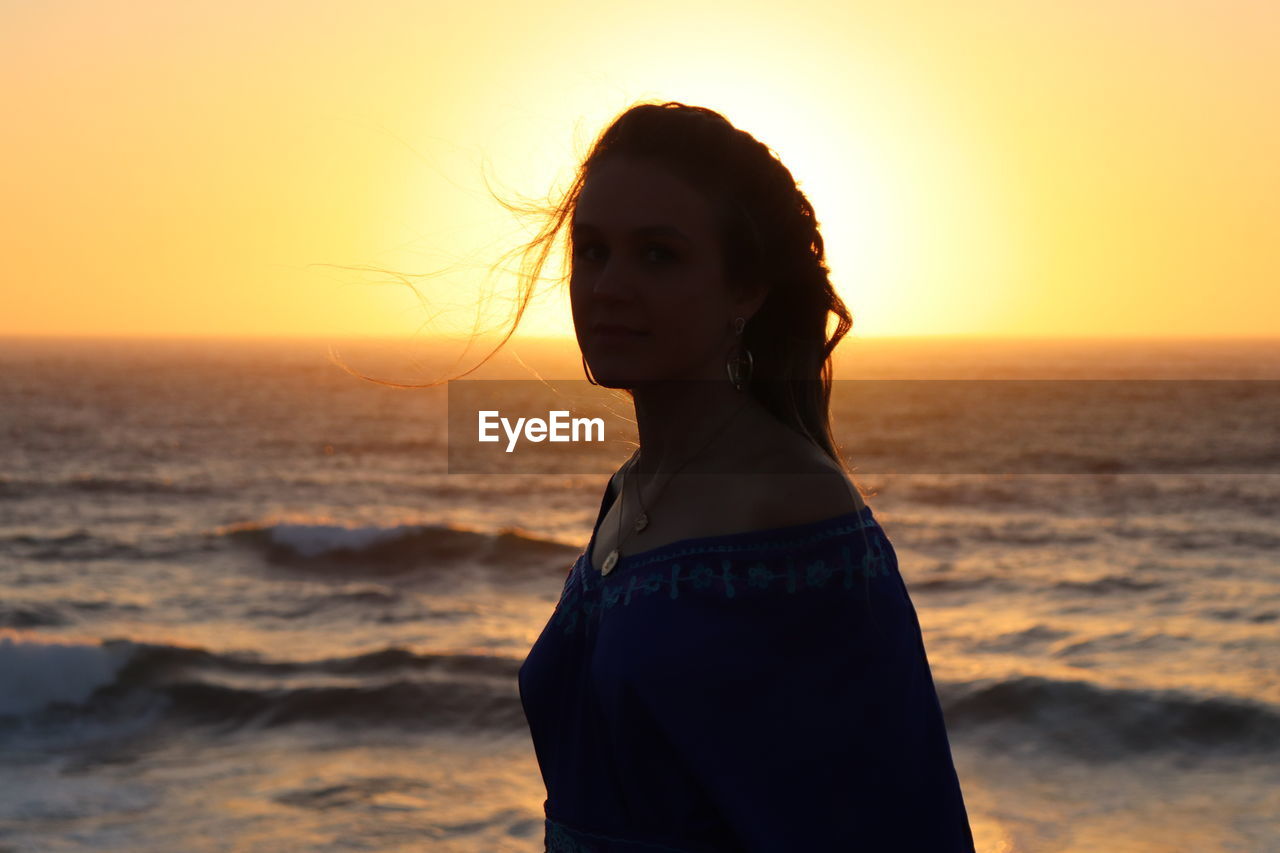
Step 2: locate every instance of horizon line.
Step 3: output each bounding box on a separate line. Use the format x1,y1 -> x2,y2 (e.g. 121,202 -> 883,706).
3,332 -> 1279,343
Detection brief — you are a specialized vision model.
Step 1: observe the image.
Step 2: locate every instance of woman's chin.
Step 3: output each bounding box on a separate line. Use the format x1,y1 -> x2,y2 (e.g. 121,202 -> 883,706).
582,355 -> 714,389
586,370 -> 711,391
588,369 -> 644,389
582,355 -> 651,388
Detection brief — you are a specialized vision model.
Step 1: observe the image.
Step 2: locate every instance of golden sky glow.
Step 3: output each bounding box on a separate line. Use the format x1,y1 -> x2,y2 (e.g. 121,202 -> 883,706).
1,1 -> 1276,339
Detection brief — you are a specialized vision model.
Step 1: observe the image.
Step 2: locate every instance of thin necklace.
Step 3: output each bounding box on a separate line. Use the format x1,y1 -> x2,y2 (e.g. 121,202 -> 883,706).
600,397 -> 753,576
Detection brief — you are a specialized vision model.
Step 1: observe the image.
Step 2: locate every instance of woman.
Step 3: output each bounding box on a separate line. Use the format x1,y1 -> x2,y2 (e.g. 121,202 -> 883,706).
517,102 -> 975,852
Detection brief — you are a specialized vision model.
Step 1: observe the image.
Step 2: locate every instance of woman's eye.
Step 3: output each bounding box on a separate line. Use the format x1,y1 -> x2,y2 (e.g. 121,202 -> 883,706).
572,243 -> 676,265
643,245 -> 677,264
573,243 -> 605,262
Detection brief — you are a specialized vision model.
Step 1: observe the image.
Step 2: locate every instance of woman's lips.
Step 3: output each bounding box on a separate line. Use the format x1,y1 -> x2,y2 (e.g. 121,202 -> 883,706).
592,324 -> 649,339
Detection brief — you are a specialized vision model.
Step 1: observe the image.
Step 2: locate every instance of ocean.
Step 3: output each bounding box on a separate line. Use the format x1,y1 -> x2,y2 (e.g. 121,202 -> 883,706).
1,334 -> 1277,852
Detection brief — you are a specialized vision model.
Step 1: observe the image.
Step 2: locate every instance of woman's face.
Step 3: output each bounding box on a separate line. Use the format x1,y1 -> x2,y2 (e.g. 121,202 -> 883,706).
570,155 -> 759,389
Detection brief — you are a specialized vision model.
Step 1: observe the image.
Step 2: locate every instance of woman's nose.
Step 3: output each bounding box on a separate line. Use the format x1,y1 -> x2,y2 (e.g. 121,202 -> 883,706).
588,260 -> 633,299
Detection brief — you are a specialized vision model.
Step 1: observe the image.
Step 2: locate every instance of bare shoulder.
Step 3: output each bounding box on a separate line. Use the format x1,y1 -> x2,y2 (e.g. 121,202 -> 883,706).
740,438 -> 867,530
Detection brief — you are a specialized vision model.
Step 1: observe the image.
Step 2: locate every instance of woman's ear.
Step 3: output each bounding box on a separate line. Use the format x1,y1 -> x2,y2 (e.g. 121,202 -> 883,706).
732,276 -> 770,325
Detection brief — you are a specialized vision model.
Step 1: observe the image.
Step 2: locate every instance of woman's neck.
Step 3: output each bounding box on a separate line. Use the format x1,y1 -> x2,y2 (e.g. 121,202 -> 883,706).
628,381 -> 772,477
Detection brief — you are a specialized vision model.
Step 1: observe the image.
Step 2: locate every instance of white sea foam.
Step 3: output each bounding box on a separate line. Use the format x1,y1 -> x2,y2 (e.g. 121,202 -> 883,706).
265,521 -> 422,559
0,634 -> 132,716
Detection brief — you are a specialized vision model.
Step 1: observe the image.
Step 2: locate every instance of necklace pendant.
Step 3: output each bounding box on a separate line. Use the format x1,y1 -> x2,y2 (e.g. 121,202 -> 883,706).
601,549 -> 619,575
633,513 -> 648,533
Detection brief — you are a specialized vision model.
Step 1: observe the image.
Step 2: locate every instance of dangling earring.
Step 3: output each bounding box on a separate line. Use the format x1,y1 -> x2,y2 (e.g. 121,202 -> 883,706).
582,354 -> 599,386
725,316 -> 753,392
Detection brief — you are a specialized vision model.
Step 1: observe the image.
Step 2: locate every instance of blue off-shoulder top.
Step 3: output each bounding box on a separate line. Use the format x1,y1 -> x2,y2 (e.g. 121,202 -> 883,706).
518,478 -> 976,853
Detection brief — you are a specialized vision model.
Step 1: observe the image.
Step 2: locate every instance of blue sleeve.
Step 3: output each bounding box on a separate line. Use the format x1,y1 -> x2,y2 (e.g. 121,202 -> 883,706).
628,532 -> 975,851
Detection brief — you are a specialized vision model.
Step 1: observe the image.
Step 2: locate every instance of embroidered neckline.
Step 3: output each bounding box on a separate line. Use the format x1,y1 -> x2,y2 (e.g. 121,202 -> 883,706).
548,511 -> 894,636
584,504 -> 877,578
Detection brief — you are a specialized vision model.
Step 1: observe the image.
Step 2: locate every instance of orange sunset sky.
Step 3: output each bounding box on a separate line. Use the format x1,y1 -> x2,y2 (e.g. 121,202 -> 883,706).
1,0 -> 1276,341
